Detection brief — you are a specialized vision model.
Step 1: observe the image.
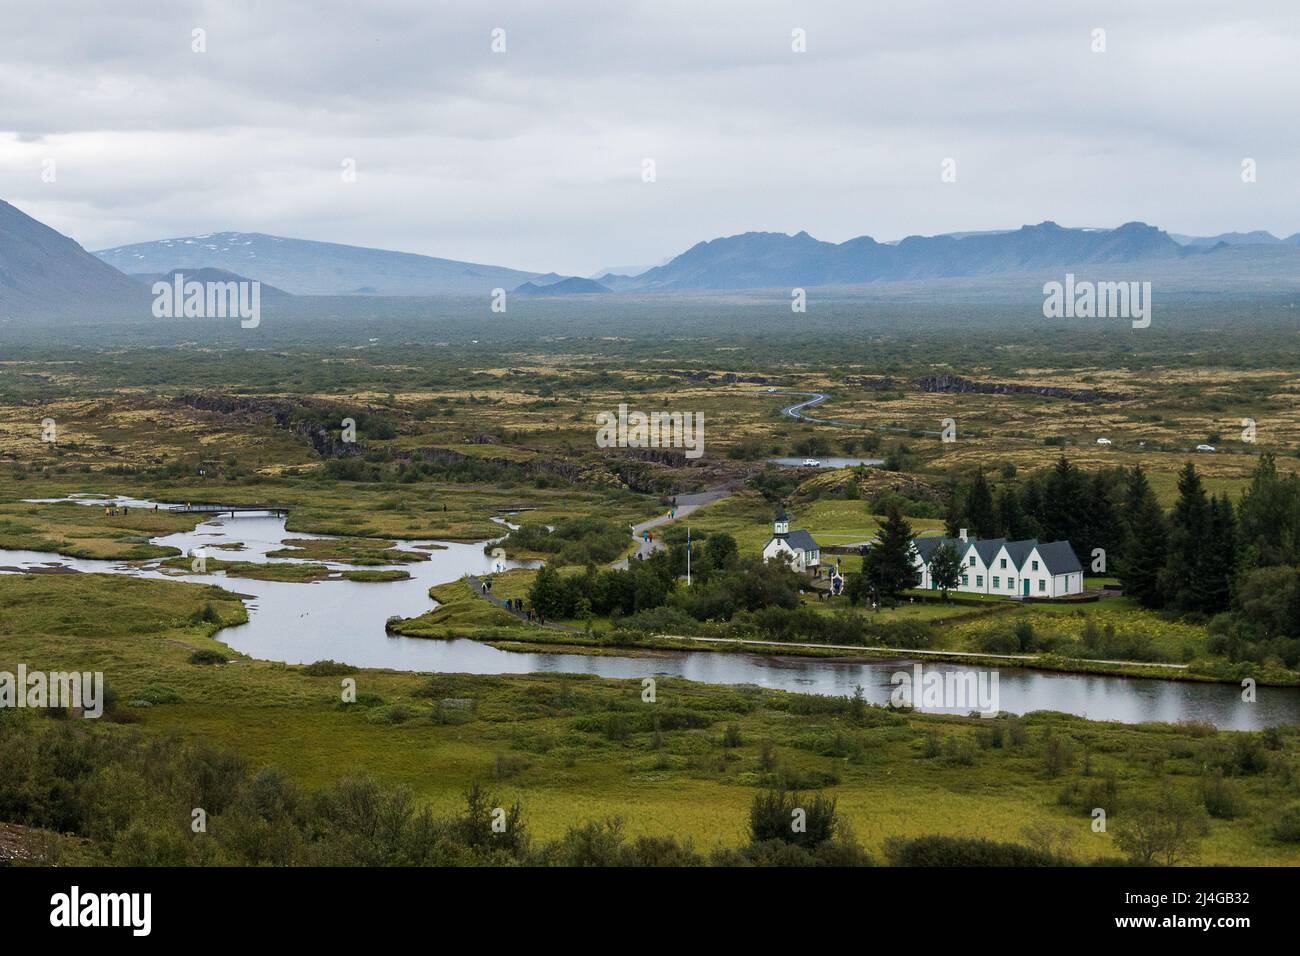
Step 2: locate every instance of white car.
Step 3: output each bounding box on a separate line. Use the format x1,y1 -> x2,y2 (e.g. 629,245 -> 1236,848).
1095,437 -> 1112,445
801,458 -> 821,467
1196,444 -> 1217,453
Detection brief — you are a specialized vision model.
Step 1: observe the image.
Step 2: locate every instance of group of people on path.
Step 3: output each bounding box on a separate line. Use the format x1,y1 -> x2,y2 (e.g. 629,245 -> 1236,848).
506,595 -> 545,625
481,578 -> 545,625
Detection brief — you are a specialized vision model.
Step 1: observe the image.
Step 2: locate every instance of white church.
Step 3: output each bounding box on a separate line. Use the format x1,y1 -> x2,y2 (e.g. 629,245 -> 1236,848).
762,505 -> 821,573
911,530 -> 1084,598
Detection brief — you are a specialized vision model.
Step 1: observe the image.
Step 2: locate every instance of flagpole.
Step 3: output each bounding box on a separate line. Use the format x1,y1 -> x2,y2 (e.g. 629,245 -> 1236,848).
686,525 -> 691,586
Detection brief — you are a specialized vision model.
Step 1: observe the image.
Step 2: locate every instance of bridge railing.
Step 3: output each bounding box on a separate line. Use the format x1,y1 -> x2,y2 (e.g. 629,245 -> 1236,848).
168,503 -> 290,513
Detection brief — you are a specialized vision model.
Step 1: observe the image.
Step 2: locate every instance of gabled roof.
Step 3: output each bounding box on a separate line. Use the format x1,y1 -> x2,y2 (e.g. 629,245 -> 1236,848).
1004,539 -> 1037,568
970,538 -> 1007,566
911,536 -> 1082,576
911,536 -> 971,564
1036,540 -> 1083,575
785,529 -> 819,552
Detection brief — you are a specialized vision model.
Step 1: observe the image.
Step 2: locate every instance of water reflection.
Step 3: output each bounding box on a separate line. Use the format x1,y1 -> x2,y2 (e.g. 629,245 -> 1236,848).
2,499 -> 1296,730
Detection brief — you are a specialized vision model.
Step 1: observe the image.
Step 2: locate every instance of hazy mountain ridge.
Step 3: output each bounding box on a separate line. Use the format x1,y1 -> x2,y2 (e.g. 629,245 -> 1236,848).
91,220 -> 1300,296
129,267 -> 293,298
0,199 -> 144,317
1170,230 -> 1300,247
9,198 -> 1300,323
607,221 -> 1208,291
95,231 -> 544,296
513,276 -> 611,296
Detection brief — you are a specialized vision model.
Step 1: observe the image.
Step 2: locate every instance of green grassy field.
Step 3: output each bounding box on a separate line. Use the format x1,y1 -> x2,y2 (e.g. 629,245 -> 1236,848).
4,572 -> 1299,864
3,334 -> 1300,866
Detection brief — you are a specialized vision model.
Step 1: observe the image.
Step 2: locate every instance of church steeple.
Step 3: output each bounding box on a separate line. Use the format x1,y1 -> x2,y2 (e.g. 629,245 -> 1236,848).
774,505 -> 789,537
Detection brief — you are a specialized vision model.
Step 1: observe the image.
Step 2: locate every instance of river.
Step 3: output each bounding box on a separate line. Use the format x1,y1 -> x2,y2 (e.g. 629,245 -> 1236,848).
2,495 -> 1295,729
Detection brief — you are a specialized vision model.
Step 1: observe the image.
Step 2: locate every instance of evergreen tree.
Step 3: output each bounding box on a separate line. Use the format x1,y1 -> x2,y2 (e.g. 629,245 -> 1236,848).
1082,470 -> 1125,571
964,471 -> 998,538
1200,494 -> 1237,614
863,504 -> 917,605
1020,481 -> 1046,539
1042,456 -> 1088,544
1159,462 -> 1210,613
1118,466 -> 1167,608
1236,453 -> 1300,569
996,485 -> 1032,540
943,477 -> 965,538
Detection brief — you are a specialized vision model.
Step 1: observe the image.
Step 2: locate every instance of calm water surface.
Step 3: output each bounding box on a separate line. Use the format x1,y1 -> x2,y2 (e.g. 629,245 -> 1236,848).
3,496 -> 1297,730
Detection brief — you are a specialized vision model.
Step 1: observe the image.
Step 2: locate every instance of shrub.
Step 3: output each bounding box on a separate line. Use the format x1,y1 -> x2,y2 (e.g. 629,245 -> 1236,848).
613,605 -> 698,635
1057,771 -> 1119,814
1112,790 -> 1208,865
366,703 -> 414,725
492,752 -> 531,779
301,660 -> 358,677
1200,771 -> 1245,820
748,789 -> 837,848
977,630 -> 1019,654
188,603 -> 221,625
1006,718 -> 1029,748
188,649 -> 227,665
1042,733 -> 1075,777
1271,803 -> 1300,843
868,620 -> 933,649
136,683 -> 183,705
1013,620 -> 1037,651
943,735 -> 977,766
884,835 -> 1061,866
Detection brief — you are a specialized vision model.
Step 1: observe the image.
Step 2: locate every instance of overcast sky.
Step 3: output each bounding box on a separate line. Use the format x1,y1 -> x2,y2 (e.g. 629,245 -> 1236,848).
1,0 -> 1297,275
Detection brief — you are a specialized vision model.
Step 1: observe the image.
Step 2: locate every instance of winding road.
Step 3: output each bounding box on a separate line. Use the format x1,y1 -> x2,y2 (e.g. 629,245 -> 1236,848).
771,389 -> 942,436
767,387 -> 1245,454
612,485 -> 737,569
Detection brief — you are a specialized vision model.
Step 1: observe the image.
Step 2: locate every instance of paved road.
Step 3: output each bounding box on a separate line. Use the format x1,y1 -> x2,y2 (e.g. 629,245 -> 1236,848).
770,389 -> 942,435
766,387 -> 1248,454
775,390 -> 845,426
612,485 -> 736,569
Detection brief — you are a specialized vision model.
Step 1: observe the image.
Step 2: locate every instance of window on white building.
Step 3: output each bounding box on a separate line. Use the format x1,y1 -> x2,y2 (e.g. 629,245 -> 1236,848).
1038,580 -> 1046,592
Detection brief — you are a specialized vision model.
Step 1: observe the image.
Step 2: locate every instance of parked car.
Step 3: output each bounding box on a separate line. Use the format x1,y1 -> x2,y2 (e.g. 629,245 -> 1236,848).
1196,444 -> 1217,453
1095,437 -> 1112,445
801,458 -> 821,467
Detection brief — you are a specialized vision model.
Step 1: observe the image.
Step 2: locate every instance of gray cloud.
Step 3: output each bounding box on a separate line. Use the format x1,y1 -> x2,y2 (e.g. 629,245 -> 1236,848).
2,0 -> 1297,274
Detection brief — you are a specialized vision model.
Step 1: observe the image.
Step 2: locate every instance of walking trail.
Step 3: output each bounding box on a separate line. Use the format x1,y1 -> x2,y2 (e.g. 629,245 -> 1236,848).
612,485 -> 736,569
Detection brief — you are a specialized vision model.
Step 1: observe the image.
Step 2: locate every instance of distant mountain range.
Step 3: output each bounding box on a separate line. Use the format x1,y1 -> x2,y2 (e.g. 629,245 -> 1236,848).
1169,230 -> 1300,247
94,231 -> 544,296
6,197 -> 1300,320
600,221 -> 1213,291
513,276 -> 610,296
128,267 -> 293,298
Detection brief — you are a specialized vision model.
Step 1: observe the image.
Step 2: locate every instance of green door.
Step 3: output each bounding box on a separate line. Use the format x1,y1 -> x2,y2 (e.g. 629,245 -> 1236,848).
1023,579 -> 1030,596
